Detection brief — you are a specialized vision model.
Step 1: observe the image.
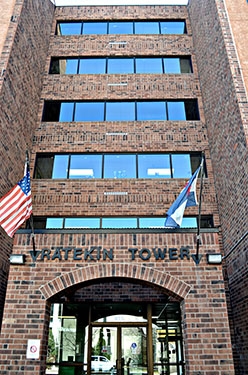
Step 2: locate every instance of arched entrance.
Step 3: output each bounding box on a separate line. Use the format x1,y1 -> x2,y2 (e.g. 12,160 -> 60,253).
44,270 -> 188,375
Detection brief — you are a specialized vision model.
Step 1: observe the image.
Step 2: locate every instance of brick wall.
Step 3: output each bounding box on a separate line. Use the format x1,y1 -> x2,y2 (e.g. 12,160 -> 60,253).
0,232 -> 234,374
0,4 -> 237,375
188,0 -> 248,373
0,0 -> 15,55
0,0 -> 54,327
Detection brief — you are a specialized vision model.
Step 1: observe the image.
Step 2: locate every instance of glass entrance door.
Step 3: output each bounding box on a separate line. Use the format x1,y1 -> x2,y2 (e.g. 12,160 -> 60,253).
46,302 -> 184,375
90,325 -> 148,375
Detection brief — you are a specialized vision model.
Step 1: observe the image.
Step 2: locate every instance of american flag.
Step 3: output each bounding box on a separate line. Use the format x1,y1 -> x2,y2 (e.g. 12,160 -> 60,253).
0,163 -> 32,237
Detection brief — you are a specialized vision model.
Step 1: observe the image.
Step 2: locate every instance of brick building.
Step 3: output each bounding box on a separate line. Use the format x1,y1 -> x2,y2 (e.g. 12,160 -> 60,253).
0,0 -> 247,375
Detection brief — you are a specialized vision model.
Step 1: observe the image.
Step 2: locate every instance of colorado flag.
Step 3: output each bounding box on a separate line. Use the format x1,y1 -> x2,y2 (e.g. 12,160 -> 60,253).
164,163 -> 202,228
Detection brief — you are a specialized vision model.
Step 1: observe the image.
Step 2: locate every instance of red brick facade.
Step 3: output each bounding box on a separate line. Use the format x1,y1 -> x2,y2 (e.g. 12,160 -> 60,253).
0,1 -> 246,374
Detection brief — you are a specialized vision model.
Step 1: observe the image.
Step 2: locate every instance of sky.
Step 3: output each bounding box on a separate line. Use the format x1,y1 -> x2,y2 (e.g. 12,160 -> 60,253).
51,0 -> 188,5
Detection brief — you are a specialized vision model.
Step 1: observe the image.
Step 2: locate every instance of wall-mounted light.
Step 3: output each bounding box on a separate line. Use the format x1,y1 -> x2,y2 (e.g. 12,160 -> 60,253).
9,254 -> 25,264
206,253 -> 222,264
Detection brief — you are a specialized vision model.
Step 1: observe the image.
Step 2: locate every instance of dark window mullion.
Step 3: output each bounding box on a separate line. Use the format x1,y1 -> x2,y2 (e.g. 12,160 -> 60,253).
165,101 -> 169,120
104,102 -> 107,121
72,102 -> 76,121
107,22 -> 109,34
132,21 -> 135,34
62,218 -> 66,229
81,22 -> 83,35
67,154 -> 72,179
169,154 -> 173,178
162,57 -> 166,74
106,57 -> 108,74
77,59 -> 80,74
102,154 -> 105,178
158,21 -> 162,34
136,154 -> 138,178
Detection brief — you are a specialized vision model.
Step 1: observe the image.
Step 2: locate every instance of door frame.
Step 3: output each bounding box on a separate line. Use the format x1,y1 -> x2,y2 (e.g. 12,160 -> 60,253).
87,304 -> 154,375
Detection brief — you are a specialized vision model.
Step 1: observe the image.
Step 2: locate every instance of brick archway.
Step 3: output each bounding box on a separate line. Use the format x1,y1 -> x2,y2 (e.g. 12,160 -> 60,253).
40,263 -> 191,300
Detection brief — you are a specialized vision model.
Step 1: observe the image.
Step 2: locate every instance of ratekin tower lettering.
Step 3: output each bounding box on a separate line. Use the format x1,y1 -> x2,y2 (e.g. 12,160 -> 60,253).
29,246 -> 192,262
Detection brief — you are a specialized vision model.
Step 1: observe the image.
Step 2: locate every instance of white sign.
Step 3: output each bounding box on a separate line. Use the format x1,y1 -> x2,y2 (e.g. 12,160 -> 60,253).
26,339 -> 40,359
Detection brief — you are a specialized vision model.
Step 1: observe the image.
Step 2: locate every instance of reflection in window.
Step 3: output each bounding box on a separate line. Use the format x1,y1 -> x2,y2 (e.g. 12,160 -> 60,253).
138,154 -> 171,178
136,58 -> 163,73
52,155 -> 69,178
49,57 -> 192,75
160,21 -> 186,34
167,102 -> 186,121
34,153 -> 203,180
32,216 -> 213,229
106,102 -> 135,121
74,102 -> 105,122
79,58 -> 106,74
64,218 -> 100,228
134,22 -> 160,34
69,155 -> 102,179
59,102 -> 74,122
56,21 -> 187,35
137,102 -> 167,121
46,218 -> 64,228
83,22 -> 107,34
171,154 -> 191,178
109,22 -> 133,34
42,100 -> 199,122
103,154 -> 136,178
102,218 -> 137,228
108,58 -> 134,74
57,22 -> 82,35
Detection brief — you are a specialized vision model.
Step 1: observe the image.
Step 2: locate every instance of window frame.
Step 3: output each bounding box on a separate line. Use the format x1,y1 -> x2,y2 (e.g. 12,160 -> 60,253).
56,20 -> 187,36
34,152 -> 204,180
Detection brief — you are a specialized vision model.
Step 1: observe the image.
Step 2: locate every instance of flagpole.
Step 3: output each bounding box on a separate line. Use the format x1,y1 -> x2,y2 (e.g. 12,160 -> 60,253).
26,150 -> 36,256
195,154 -> 204,262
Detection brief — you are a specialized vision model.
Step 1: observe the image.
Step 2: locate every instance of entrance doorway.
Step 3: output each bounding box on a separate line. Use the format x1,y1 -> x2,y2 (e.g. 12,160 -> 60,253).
46,302 -> 185,375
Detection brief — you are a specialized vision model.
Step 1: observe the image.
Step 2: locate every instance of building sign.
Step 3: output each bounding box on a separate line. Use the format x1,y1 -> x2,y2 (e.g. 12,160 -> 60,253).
29,245 -> 196,262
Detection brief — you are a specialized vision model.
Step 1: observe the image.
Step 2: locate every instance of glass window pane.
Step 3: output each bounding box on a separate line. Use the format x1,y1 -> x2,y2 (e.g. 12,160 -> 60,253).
104,154 -> 136,178
69,155 -> 102,178
64,218 -> 100,228
106,102 -> 135,121
160,21 -> 186,34
74,102 -> 104,121
52,155 -> 69,178
46,218 -> 63,228
58,22 -> 82,35
171,154 -> 191,178
181,217 -> 197,228
109,22 -> 133,34
108,58 -> 134,74
180,58 -> 192,73
135,22 -> 159,34
139,218 -> 165,228
59,102 -> 74,122
138,154 -> 171,178
136,58 -> 163,73
34,156 -> 54,179
64,59 -> 78,74
137,102 -> 166,120
79,59 -> 106,74
163,58 -> 180,73
83,22 -> 107,34
167,101 -> 186,120
102,218 -> 137,228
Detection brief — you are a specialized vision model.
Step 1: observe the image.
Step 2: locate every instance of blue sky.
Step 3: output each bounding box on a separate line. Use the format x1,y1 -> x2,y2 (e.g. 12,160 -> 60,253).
52,0 -> 188,5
